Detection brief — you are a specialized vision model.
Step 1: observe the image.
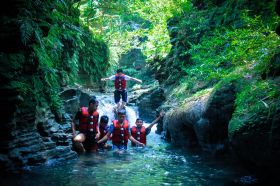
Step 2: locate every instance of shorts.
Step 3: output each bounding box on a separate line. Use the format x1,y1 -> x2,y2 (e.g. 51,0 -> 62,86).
112,143 -> 127,150
114,90 -> 127,103
83,132 -> 98,151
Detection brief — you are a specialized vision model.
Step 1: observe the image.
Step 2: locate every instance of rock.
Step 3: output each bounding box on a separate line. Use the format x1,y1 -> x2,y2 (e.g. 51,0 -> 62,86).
202,83 -> 236,151
163,82 -> 236,154
0,154 -> 13,172
51,133 -> 69,146
163,89 -> 210,148
0,94 -> 78,173
228,78 -> 280,182
136,87 -> 166,122
229,107 -> 280,182
79,91 -> 91,107
119,48 -> 146,71
60,88 -> 92,117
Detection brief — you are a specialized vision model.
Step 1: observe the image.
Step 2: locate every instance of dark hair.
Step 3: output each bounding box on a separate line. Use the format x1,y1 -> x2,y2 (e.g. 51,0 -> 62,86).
136,118 -> 143,122
116,69 -> 123,73
89,96 -> 98,105
100,115 -> 109,124
117,109 -> 126,116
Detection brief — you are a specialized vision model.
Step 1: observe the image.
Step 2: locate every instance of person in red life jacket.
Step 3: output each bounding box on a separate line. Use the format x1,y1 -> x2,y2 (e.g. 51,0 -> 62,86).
101,69 -> 142,110
98,115 -> 112,150
97,109 -> 145,151
131,111 -> 165,147
71,96 -> 100,153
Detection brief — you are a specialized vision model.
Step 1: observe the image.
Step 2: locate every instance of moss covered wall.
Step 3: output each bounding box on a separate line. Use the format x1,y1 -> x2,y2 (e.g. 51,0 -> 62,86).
0,0 -> 109,172
159,0 -> 280,182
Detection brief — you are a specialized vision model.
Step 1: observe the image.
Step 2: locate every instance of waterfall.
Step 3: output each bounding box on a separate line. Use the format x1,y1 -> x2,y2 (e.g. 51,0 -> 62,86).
96,94 -> 137,127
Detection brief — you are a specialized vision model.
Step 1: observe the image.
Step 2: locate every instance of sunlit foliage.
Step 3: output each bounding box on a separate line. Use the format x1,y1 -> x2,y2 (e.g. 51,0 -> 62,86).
78,0 -> 191,67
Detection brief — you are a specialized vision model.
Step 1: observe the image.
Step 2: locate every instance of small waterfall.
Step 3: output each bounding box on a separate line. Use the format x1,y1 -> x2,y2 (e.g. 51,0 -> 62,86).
96,94 -> 137,126
0,94 -> 253,186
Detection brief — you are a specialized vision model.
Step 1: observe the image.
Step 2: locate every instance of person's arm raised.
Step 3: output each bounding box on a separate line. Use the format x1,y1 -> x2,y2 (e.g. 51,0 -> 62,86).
101,75 -> 115,81
101,77 -> 109,81
146,111 -> 165,131
130,77 -> 142,83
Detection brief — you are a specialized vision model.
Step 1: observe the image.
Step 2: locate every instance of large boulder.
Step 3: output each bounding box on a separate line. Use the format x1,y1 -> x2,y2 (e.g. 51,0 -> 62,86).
59,88 -> 92,118
228,79 -> 280,182
136,87 -> 166,122
163,82 -> 236,154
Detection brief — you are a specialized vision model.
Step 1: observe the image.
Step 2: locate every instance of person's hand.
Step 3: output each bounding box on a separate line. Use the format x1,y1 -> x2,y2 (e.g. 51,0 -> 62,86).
160,111 -> 165,117
101,78 -> 105,81
139,80 -> 143,83
95,133 -> 100,140
139,142 -> 145,147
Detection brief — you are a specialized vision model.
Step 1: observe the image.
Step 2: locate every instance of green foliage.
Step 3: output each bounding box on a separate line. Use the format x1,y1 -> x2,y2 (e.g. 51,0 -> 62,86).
2,0 -> 110,115
19,19 -> 34,45
3,0 -> 280,121
187,26 -> 279,82
229,80 -> 280,136
10,81 -> 32,96
165,0 -> 280,102
78,0 -> 191,66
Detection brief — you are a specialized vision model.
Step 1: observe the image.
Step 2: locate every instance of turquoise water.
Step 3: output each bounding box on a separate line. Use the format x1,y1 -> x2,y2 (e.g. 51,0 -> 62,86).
1,130 -> 251,186
0,97 -> 253,186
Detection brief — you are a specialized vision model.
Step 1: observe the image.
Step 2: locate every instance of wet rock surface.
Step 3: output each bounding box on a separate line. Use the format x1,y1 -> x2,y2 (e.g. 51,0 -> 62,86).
162,79 -> 280,184
229,105 -> 280,184
132,87 -> 166,122
163,83 -> 236,154
0,88 -> 95,173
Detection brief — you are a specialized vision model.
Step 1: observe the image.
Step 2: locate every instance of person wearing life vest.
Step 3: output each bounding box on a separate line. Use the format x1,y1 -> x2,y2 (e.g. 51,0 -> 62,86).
71,96 -> 100,153
97,109 -> 145,150
101,69 -> 142,110
98,115 -> 112,150
131,111 -> 165,147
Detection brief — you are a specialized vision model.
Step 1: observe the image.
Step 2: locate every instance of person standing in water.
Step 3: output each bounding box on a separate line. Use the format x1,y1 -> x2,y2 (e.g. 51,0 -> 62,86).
131,111 -> 165,147
97,109 -> 145,151
101,69 -> 142,110
71,96 -> 100,153
98,115 -> 112,150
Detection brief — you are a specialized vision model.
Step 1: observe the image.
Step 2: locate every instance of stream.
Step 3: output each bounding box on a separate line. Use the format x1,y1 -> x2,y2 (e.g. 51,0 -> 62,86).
0,94 -> 255,186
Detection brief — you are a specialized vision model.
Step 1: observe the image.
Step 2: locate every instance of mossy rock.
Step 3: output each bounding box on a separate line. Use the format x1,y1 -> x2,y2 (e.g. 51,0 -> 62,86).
229,80 -> 279,136
229,79 -> 280,178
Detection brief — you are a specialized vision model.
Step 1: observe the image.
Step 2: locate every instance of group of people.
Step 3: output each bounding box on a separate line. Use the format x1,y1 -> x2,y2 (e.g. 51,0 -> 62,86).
71,69 -> 164,153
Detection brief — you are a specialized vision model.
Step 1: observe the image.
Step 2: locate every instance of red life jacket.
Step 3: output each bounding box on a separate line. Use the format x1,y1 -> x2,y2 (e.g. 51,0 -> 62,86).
131,126 -> 146,146
112,120 -> 129,145
114,74 -> 126,91
79,107 -> 99,134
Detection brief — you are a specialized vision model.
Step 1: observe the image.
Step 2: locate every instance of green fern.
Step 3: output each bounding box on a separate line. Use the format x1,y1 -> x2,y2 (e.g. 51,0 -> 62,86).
19,19 -> 34,45
10,80 -> 31,95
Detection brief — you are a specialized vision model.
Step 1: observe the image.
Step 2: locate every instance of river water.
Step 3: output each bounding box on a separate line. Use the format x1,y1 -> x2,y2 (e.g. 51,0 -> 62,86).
0,94 -> 255,186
